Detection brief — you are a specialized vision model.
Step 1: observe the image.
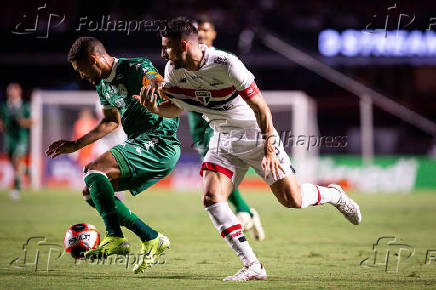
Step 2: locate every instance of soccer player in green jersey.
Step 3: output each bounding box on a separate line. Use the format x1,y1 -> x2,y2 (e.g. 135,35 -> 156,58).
0,83 -> 32,200
46,37 -> 180,273
191,17 -> 265,240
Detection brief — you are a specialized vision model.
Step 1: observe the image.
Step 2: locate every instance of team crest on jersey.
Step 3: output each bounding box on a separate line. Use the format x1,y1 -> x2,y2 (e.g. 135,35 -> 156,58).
195,91 -> 211,106
117,84 -> 128,97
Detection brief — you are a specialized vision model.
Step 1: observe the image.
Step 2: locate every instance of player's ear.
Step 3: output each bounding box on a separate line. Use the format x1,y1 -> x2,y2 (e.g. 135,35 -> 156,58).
88,54 -> 97,65
181,39 -> 188,52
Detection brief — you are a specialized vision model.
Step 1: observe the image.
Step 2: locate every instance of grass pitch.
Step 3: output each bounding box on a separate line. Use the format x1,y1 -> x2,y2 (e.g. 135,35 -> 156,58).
0,188 -> 435,289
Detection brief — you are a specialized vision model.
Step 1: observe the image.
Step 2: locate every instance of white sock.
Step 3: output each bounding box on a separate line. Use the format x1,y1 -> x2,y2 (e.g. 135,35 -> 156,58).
300,184 -> 341,208
206,202 -> 258,266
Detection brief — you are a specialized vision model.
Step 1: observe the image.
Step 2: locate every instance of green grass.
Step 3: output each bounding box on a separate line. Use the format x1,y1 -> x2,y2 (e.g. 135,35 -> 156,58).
1,188 -> 436,289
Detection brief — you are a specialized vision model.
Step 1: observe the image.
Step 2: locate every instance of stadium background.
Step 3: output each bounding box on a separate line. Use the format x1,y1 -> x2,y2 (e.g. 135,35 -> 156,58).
1,0 -> 435,192
1,1 -> 436,289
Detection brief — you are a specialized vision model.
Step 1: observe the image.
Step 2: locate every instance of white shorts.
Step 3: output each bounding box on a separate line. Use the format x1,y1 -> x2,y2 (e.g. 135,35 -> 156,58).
200,129 -> 295,186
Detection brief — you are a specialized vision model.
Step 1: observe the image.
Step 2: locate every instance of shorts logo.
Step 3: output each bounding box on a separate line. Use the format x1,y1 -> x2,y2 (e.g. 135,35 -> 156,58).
195,91 -> 211,106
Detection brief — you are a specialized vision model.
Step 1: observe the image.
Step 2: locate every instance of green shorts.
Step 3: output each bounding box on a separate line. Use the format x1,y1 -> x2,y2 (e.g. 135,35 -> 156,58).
110,137 -> 180,196
6,139 -> 28,159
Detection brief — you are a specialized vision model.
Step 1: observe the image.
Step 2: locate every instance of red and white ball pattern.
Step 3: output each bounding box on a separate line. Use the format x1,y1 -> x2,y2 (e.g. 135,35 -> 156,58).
64,223 -> 100,259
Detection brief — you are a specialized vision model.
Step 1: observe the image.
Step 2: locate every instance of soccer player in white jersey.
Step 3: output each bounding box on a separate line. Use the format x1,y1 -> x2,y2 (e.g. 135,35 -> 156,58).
134,18 -> 362,282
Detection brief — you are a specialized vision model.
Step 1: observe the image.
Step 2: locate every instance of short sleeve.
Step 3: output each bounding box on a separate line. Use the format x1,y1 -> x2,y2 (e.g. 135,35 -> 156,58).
135,59 -> 161,87
227,56 -> 255,91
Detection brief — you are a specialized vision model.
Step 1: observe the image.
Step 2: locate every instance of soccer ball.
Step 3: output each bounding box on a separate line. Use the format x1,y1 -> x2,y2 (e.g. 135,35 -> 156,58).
64,223 -> 100,259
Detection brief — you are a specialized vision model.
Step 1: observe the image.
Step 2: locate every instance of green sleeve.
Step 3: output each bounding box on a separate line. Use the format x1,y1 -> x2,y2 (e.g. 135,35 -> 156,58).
133,58 -> 166,104
134,59 -> 160,88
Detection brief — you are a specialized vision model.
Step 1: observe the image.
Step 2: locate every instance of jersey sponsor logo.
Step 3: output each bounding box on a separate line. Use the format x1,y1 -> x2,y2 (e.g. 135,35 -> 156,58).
214,56 -> 228,65
194,91 -> 212,106
114,98 -> 126,108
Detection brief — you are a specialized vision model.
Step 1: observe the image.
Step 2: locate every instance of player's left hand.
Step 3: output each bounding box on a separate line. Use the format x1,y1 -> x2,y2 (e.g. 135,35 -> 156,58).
261,148 -> 284,181
46,140 -> 78,158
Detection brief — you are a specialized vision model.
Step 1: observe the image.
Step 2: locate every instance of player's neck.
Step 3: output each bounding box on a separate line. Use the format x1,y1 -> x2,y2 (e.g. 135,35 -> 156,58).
185,47 -> 204,71
100,55 -> 115,79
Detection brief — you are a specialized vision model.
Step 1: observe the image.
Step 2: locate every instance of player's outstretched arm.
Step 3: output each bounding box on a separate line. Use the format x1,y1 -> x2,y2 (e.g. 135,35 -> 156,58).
46,107 -> 120,158
245,93 -> 284,180
18,117 -> 33,128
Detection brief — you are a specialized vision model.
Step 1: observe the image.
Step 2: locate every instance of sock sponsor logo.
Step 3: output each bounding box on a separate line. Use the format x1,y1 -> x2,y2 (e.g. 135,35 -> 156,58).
221,224 -> 242,238
238,236 -> 247,243
231,230 -> 243,238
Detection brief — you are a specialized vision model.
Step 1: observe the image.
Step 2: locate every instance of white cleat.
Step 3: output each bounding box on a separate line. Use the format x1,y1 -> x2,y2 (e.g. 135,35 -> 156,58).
328,184 -> 362,225
9,189 -> 20,201
250,208 -> 265,241
236,212 -> 253,231
223,261 -> 267,281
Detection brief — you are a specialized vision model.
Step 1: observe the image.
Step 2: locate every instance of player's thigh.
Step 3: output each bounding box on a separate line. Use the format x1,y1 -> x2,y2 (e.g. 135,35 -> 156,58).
84,151 -> 121,180
270,173 -> 302,208
201,148 -> 247,206
202,170 -> 234,207
111,139 -> 180,196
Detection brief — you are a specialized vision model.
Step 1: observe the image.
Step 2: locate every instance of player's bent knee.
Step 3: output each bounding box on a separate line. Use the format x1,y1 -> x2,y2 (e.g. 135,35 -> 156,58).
82,186 -> 95,208
202,193 -> 215,208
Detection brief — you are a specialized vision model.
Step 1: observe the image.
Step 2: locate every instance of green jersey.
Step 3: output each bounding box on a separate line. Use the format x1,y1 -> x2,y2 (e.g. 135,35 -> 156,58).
96,57 -> 179,145
1,100 -> 30,141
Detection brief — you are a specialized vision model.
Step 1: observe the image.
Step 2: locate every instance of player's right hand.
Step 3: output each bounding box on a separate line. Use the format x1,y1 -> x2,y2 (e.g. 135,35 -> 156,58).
46,140 -> 79,158
134,85 -> 160,114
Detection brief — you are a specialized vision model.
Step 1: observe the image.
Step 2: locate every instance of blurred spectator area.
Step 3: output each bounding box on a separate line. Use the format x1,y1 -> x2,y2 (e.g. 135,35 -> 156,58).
0,0 -> 435,155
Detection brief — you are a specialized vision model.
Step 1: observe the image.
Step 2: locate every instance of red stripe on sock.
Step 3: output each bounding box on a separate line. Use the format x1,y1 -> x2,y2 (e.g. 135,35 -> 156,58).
315,185 -> 321,206
221,224 -> 242,238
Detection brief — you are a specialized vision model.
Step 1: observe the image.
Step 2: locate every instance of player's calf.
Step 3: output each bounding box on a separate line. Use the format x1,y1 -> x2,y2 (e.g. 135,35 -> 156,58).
270,176 -> 302,208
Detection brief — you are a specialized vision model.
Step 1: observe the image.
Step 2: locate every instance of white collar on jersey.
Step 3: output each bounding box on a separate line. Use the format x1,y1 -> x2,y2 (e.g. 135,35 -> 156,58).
198,44 -> 209,69
105,57 -> 119,82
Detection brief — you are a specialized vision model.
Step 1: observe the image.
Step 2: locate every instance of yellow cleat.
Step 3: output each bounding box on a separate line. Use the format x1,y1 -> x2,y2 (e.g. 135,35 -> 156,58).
133,233 -> 170,274
84,236 -> 130,259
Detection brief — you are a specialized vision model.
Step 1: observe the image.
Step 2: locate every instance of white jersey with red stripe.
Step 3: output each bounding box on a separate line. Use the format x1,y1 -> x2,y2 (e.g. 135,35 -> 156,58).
163,44 -> 261,134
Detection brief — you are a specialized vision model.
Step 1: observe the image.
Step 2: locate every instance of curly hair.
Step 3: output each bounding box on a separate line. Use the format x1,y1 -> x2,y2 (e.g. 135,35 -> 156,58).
67,37 -> 106,62
160,17 -> 198,39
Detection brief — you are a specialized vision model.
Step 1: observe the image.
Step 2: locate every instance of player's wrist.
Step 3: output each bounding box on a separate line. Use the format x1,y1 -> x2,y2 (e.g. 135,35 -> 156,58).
73,139 -> 82,150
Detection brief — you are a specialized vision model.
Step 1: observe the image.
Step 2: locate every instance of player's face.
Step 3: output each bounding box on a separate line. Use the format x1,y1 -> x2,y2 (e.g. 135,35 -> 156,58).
198,22 -> 216,47
71,56 -> 103,86
161,37 -> 186,69
6,83 -> 22,102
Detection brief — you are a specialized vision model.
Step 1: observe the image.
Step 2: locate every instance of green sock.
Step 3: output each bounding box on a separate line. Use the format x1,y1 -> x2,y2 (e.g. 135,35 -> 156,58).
113,196 -> 158,242
84,195 -> 158,241
228,188 -> 252,216
84,171 -> 123,237
14,175 -> 21,190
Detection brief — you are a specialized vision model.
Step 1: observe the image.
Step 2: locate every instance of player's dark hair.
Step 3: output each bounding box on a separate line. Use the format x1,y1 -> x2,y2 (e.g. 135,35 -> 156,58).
196,15 -> 214,28
160,17 -> 198,39
67,37 -> 106,62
